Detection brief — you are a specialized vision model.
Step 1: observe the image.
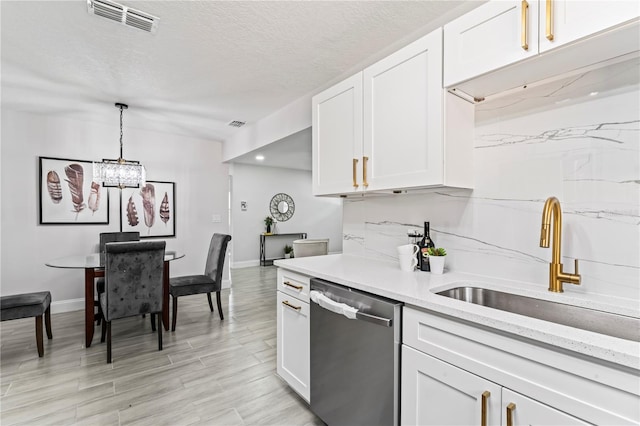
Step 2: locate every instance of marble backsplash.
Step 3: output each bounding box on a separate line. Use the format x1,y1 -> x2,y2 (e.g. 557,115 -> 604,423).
343,87 -> 639,301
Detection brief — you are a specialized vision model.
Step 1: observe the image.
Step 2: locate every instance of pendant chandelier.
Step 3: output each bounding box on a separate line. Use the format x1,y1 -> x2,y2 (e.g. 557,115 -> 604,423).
93,103 -> 146,189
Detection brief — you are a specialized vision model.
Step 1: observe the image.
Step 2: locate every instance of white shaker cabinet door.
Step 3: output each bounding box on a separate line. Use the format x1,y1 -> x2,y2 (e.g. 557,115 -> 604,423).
444,0 -> 539,87
312,72 -> 363,196
363,28 -> 444,191
401,345 -> 502,426
276,291 -> 310,402
539,0 -> 640,53
501,388 -> 590,426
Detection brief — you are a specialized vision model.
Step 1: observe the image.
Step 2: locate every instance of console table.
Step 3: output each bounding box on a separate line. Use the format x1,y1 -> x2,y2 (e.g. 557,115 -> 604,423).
260,233 -> 307,266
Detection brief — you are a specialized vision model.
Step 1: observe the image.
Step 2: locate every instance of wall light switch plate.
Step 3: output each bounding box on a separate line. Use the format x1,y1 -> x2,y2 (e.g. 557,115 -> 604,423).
240,201 -> 247,211
212,214 -> 221,223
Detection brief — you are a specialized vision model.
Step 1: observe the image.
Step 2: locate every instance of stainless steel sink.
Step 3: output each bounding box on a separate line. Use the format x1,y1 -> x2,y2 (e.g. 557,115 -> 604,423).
436,287 -> 640,342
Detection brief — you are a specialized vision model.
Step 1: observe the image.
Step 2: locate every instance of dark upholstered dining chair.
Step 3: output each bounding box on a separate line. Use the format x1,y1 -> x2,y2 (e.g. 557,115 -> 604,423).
95,232 -> 140,324
169,233 -> 231,331
0,291 -> 52,357
99,240 -> 165,363
99,232 -> 140,266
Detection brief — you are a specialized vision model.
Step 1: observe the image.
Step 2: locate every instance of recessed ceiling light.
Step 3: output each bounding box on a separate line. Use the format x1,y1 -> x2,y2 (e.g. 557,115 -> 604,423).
589,91 -> 599,96
555,98 -> 572,104
255,155 -> 265,161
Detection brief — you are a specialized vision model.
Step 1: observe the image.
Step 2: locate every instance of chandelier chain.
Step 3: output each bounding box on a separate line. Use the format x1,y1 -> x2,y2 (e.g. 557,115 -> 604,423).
119,105 -> 124,159
93,102 -> 144,189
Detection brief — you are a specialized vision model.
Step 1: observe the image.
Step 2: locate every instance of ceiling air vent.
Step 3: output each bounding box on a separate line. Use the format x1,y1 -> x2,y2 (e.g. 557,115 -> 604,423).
87,0 -> 159,34
228,121 -> 246,128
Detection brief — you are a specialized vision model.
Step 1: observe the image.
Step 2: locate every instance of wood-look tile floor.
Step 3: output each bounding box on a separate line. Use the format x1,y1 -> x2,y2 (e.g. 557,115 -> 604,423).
0,266 -> 324,426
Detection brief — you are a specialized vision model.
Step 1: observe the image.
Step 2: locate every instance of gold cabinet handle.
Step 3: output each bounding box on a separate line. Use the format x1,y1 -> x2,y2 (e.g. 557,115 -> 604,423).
481,391 -> 491,426
546,0 -> 554,40
352,158 -> 359,189
362,156 -> 369,188
282,300 -> 302,311
283,281 -> 303,291
506,402 -> 516,426
521,0 -> 529,50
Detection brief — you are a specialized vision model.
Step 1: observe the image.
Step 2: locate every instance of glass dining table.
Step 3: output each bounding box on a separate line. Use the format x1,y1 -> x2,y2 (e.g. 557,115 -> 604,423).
46,251 -> 184,347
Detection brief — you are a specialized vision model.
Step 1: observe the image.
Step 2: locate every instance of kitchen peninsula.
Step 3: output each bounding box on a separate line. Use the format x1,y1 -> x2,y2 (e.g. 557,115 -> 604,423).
275,254 -> 640,425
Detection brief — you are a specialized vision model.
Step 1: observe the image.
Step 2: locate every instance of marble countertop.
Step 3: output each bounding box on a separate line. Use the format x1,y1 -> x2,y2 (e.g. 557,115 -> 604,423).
274,254 -> 640,370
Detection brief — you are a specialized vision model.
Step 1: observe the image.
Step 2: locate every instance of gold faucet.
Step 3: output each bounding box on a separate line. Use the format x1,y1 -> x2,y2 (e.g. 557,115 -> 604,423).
539,197 -> 581,292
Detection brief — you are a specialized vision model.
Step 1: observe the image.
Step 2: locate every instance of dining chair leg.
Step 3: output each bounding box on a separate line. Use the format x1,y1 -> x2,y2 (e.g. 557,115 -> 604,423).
216,291 -> 224,320
35,315 -> 44,357
206,293 -> 214,312
106,322 -> 112,363
95,300 -> 102,326
101,316 -> 107,343
44,305 -> 53,339
150,313 -> 156,332
157,313 -> 163,351
171,296 -> 178,332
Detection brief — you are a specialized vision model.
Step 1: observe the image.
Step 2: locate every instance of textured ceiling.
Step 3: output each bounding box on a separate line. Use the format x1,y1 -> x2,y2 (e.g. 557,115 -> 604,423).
1,1 -> 477,151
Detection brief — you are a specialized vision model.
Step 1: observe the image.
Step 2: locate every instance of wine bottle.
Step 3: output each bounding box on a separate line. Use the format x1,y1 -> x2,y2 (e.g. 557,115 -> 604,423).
418,222 -> 435,271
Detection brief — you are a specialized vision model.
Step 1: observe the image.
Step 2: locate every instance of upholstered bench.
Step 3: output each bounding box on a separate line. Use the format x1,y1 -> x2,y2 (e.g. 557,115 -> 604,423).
0,291 -> 52,357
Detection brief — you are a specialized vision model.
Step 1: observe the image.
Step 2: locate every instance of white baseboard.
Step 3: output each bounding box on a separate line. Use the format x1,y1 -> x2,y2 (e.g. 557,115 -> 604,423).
231,260 -> 260,269
50,282 -> 235,314
51,298 -> 84,314
49,258 -> 277,311
231,254 -> 341,269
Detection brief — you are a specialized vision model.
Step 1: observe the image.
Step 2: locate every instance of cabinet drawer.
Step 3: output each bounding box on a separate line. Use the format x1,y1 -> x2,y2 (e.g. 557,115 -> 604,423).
277,268 -> 310,302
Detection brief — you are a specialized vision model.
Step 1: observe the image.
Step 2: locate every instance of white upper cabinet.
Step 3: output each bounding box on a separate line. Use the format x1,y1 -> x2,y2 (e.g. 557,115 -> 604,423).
312,28 -> 474,197
444,0 -> 640,98
312,73 -> 363,196
363,28 -> 444,191
539,0 -> 640,53
444,0 -> 539,88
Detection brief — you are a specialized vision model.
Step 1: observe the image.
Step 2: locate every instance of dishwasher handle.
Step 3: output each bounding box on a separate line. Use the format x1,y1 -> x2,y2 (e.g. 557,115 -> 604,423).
310,290 -> 392,327
356,311 -> 392,327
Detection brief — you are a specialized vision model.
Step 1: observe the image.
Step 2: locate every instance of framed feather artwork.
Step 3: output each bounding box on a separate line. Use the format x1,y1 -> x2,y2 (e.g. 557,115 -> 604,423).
39,156 -> 110,225
120,180 -> 175,238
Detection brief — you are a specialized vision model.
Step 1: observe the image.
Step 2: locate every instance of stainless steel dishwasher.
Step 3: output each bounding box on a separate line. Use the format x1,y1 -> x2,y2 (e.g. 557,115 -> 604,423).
310,278 -> 403,426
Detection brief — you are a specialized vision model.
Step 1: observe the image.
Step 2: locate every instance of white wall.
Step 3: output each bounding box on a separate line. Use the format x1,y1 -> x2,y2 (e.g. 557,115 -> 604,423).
1,110 -> 230,311
223,96 -> 311,163
230,163 -> 342,267
343,88 -> 640,302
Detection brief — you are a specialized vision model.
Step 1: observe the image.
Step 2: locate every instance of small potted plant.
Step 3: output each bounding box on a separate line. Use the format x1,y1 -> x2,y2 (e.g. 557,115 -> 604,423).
264,216 -> 274,234
284,244 -> 293,259
426,247 -> 447,274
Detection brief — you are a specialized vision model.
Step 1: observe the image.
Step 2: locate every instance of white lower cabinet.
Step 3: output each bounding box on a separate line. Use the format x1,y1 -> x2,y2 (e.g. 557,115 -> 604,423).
401,345 -> 588,425
401,344 -> 502,425
401,306 -> 639,425
500,388 -> 589,426
276,269 -> 310,402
